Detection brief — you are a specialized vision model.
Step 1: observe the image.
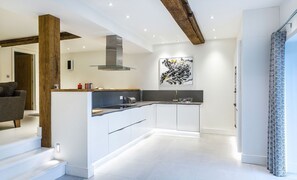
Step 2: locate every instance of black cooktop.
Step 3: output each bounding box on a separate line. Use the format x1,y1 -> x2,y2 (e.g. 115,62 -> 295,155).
102,104 -> 136,109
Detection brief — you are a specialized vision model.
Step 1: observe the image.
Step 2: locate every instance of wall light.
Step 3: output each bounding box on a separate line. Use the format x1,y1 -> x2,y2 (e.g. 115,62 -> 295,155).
55,143 -> 61,153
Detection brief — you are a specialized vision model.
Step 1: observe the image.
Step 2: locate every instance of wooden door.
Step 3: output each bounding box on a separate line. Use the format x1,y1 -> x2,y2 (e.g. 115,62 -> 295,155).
14,52 -> 34,110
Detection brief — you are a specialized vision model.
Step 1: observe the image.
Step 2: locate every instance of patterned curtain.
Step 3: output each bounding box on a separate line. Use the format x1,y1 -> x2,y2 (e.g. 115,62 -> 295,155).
267,31 -> 287,177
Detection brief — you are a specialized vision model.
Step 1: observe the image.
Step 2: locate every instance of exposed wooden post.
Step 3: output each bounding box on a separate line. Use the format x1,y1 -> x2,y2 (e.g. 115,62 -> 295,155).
39,14 -> 60,147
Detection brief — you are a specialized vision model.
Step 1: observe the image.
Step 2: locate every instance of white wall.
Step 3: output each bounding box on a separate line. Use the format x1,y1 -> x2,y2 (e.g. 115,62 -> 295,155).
280,0 -> 297,38
61,39 -> 236,135
61,51 -> 141,89
241,7 -> 280,165
0,48 -> 13,82
285,38 -> 297,174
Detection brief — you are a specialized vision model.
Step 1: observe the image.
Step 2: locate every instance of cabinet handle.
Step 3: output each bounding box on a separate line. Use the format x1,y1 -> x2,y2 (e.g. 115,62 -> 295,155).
109,127 -> 126,134
109,119 -> 146,134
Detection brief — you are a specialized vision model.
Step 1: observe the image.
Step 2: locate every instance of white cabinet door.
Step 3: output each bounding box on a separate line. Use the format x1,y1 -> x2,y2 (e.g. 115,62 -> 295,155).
109,126 -> 131,153
108,110 -> 131,133
131,120 -> 146,140
145,104 -> 156,129
177,105 -> 200,132
90,116 -> 109,163
129,107 -> 145,124
156,104 -> 177,130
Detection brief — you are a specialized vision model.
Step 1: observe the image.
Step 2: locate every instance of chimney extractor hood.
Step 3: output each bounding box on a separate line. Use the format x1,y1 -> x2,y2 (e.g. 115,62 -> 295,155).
90,35 -> 134,71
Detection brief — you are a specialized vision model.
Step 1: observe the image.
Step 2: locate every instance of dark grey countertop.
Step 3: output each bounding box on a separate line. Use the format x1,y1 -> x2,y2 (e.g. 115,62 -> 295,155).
92,101 -> 202,116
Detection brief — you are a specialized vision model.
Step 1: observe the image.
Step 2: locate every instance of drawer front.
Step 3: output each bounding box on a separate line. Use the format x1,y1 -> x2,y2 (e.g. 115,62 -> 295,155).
131,120 -> 148,140
129,107 -> 145,124
108,110 -> 131,133
109,126 -> 131,153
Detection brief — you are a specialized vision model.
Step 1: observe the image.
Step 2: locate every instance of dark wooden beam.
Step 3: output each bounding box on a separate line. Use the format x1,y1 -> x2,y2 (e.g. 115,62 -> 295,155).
60,32 -> 80,41
39,14 -> 60,147
0,32 -> 80,47
161,0 -> 205,44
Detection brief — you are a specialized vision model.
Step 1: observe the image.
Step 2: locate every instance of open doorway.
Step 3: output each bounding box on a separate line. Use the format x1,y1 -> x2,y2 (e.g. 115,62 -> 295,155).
285,34 -> 297,174
14,51 -> 35,110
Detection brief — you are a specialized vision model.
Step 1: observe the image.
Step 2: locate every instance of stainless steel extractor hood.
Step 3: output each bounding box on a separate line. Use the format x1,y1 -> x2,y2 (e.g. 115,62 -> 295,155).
91,35 -> 133,71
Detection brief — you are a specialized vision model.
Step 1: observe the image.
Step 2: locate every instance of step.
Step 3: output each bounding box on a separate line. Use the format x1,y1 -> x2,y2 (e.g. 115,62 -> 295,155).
13,160 -> 66,180
0,148 -> 54,179
0,136 -> 41,160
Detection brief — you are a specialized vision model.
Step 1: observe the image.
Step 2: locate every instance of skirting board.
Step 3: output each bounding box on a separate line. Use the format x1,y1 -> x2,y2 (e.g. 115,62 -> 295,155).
200,128 -> 236,136
241,154 -> 267,166
154,129 -> 200,138
287,163 -> 297,174
66,164 -> 94,179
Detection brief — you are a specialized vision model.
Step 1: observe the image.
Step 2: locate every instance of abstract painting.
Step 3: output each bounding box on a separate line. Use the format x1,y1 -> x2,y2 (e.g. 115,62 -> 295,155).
159,57 -> 193,85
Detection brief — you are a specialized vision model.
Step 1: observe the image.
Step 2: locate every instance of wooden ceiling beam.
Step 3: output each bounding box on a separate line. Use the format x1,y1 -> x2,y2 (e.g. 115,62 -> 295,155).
161,0 -> 205,44
0,32 -> 80,47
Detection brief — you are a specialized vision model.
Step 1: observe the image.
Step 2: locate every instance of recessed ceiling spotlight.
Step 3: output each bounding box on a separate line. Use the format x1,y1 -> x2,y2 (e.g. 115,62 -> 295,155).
108,2 -> 113,6
126,15 -> 130,19
212,28 -> 216,31
67,48 -> 70,50
210,16 -> 214,19
214,36 -> 217,39
144,28 -> 148,32
83,46 -> 86,49
153,34 -> 156,38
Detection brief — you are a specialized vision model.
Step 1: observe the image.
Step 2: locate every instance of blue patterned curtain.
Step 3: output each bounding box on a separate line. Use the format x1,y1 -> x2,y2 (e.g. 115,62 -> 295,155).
267,31 -> 287,177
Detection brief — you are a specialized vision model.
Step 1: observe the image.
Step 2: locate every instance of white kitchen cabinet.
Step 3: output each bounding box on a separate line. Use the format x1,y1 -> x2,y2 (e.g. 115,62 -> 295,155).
108,110 -> 131,133
131,120 -> 147,140
109,126 -> 132,153
131,105 -> 153,140
129,107 -> 145,124
90,116 -> 109,163
144,104 -> 156,130
156,104 -> 177,130
177,105 -> 200,132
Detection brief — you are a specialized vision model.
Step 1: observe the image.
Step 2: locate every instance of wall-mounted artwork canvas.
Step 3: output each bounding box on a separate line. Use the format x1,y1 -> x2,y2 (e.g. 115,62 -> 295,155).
159,57 -> 193,85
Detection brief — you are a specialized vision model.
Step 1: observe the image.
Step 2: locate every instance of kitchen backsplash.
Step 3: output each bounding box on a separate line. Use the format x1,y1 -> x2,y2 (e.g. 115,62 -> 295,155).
92,90 -> 203,108
92,90 -> 141,108
142,90 -> 203,102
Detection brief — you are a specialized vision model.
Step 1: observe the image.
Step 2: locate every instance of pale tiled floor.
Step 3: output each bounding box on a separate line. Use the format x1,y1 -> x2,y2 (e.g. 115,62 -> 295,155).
1,114 -> 296,180
59,134 -> 297,180
0,110 -> 39,145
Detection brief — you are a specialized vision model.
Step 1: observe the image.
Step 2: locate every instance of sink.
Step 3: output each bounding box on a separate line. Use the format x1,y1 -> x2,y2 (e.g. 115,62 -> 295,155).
178,101 -> 192,103
178,97 -> 193,103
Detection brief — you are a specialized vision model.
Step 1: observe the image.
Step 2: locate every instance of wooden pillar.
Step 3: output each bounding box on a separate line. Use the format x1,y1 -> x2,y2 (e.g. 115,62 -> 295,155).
39,14 -> 60,147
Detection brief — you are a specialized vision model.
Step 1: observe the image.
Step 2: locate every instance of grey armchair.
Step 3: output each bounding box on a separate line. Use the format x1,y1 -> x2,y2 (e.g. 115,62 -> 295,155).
0,90 -> 26,127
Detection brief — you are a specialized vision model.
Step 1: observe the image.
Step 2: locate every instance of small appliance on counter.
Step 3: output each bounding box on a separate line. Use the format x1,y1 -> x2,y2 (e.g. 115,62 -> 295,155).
85,83 -> 93,89
123,97 -> 136,104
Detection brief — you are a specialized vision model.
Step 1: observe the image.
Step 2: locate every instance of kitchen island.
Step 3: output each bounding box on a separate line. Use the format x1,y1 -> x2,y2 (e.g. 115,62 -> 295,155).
51,89 -> 202,178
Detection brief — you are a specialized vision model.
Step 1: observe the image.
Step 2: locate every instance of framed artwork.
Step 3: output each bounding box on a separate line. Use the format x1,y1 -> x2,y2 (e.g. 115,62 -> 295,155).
159,57 -> 193,85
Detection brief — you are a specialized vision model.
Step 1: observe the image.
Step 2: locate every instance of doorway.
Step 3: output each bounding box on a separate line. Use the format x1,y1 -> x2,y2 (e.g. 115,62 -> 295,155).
285,36 -> 297,174
14,52 -> 34,110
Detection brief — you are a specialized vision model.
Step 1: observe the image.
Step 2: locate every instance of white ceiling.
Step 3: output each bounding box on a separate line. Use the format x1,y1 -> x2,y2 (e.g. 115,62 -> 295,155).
0,0 -> 284,53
